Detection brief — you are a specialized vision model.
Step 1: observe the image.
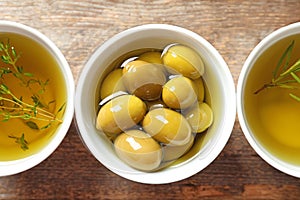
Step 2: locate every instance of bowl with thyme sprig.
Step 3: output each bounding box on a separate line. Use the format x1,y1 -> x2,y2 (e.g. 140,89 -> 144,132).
237,22 -> 300,178
0,21 -> 74,176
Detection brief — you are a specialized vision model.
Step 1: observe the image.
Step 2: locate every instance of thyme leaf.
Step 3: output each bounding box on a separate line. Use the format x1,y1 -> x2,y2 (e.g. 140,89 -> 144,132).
25,121 -> 39,130
8,133 -> 29,151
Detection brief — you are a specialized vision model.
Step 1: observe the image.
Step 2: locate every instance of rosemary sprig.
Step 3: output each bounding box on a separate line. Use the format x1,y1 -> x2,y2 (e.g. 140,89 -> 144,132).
0,40 -> 65,150
254,40 -> 300,101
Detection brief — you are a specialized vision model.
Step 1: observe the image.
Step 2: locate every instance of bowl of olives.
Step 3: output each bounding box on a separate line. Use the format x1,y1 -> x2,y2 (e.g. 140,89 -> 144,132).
75,24 -> 236,184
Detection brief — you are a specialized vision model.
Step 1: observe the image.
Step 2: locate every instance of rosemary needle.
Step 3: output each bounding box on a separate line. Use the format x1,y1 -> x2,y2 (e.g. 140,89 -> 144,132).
255,40 -> 300,102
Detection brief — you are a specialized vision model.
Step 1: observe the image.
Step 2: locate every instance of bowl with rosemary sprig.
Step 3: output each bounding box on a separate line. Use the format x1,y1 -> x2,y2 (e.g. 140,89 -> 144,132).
237,22 -> 300,178
0,21 -> 74,176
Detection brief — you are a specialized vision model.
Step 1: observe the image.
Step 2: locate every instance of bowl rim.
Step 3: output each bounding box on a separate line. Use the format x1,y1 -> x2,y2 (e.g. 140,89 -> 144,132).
75,24 -> 236,184
237,22 -> 300,178
0,20 -> 75,176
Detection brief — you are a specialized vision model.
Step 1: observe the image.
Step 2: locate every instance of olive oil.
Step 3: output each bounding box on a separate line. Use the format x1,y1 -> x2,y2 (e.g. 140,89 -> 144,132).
0,33 -> 66,161
244,34 -> 300,165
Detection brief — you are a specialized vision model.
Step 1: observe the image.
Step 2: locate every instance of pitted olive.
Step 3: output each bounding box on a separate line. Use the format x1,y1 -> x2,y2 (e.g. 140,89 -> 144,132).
142,108 -> 192,146
95,44 -> 213,172
139,51 -> 163,64
162,44 -> 204,79
162,76 -> 197,110
162,133 -> 194,162
96,94 -> 146,135
193,77 -> 205,102
100,69 -> 127,100
114,129 -> 163,171
185,102 -> 213,133
145,99 -> 167,111
122,60 -> 166,101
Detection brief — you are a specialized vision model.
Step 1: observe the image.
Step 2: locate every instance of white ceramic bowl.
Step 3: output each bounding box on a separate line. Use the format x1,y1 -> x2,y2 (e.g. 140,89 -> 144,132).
75,24 -> 236,184
237,22 -> 300,178
0,21 -> 74,176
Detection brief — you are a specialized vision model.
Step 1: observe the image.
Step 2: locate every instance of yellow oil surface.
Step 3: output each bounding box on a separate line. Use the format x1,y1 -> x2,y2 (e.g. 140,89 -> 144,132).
0,33 -> 66,161
244,34 -> 300,165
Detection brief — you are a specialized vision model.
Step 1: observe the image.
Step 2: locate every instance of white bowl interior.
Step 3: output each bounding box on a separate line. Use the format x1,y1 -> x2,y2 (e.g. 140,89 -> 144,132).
237,22 -> 300,178
0,21 -> 74,176
75,24 -> 236,184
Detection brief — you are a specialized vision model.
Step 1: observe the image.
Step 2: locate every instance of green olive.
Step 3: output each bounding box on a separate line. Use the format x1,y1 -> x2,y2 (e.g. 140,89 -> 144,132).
145,99 -> 167,111
114,130 -> 162,171
162,44 -> 204,80
193,77 -> 205,102
122,60 -> 166,101
142,108 -> 192,145
100,69 -> 127,100
96,94 -> 146,135
162,76 -> 197,110
162,134 -> 194,162
185,102 -> 213,133
139,51 -> 163,64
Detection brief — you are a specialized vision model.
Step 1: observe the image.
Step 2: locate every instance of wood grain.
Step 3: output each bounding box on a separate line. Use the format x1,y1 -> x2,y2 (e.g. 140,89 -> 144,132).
0,0 -> 300,199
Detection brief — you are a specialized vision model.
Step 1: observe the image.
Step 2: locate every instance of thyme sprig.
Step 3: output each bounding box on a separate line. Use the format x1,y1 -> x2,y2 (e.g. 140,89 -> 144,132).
0,40 -> 65,150
254,40 -> 300,101
8,134 -> 28,151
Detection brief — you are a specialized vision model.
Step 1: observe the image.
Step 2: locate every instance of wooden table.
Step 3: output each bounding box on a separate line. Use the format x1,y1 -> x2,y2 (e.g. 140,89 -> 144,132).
1,0 -> 300,199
